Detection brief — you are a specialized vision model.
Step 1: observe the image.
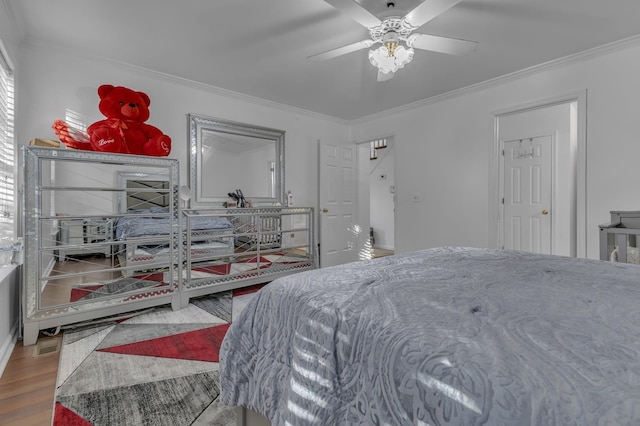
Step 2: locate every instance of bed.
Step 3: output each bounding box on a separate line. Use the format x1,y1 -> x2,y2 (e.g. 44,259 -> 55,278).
114,207 -> 235,276
220,247 -> 640,425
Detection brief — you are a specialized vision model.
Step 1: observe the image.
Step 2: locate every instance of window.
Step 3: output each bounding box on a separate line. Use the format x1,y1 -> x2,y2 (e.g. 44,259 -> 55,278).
369,137 -> 387,160
0,40 -> 15,248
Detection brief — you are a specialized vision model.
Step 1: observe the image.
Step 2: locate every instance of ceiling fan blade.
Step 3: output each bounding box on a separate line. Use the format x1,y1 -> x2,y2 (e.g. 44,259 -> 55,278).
308,39 -> 374,61
404,0 -> 463,28
377,70 -> 394,82
408,33 -> 477,55
325,0 -> 382,28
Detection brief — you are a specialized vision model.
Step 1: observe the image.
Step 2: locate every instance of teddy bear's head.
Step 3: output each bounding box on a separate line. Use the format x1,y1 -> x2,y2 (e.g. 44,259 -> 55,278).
97,84 -> 151,122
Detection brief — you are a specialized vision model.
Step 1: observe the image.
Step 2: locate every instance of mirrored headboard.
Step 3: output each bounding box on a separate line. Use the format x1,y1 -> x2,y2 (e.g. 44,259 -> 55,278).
188,113 -> 285,208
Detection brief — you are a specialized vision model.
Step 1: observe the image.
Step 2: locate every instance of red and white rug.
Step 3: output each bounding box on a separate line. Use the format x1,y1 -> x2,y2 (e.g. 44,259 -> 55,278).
69,272 -> 168,303
68,252 -> 310,304
53,284 -> 264,426
189,252 -> 312,278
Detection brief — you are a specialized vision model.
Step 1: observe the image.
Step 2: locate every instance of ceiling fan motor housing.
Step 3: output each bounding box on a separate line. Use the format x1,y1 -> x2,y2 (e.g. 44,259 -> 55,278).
369,17 -> 416,45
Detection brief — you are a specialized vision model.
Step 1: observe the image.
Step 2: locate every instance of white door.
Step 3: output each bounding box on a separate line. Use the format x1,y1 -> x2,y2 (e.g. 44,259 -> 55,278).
318,141 -> 360,267
503,136 -> 553,254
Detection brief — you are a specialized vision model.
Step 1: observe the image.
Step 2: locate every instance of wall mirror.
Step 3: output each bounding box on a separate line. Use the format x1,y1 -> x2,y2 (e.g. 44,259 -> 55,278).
188,113 -> 285,208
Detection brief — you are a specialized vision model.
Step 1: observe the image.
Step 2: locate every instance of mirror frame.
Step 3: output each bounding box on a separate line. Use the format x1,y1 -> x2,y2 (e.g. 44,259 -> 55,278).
188,113 -> 285,208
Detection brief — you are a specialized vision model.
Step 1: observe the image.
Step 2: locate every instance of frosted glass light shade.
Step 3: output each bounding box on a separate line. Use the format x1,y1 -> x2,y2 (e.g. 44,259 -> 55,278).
368,44 -> 414,75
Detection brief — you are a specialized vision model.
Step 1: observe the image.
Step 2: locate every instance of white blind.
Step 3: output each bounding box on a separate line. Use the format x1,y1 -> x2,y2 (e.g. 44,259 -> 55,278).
0,43 -> 15,242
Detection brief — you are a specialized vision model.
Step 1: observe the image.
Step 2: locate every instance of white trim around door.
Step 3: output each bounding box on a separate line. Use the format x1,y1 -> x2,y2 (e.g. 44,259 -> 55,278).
489,90 -> 587,258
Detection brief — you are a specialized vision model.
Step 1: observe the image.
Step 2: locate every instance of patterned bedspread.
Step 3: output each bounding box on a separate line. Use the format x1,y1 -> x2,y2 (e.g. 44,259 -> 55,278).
219,247 -> 640,425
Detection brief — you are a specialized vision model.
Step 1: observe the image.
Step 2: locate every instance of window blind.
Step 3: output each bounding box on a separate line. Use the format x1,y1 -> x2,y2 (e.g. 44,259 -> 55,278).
0,41 -> 15,242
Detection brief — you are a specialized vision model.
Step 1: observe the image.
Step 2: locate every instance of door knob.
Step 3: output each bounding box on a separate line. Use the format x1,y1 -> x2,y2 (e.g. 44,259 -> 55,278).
322,208 -> 328,213
542,209 -> 549,215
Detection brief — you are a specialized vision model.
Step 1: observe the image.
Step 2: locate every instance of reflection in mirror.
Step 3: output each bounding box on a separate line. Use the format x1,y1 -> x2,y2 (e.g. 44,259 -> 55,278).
29,154 -> 177,310
115,171 -> 171,212
127,180 -> 170,210
188,114 -> 285,207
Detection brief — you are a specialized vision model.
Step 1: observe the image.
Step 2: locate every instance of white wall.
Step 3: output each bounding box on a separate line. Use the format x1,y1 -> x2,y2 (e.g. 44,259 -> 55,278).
15,42 -> 351,214
352,40 -> 640,259
0,267 -> 19,377
17,35 -> 640,263
369,144 -> 395,250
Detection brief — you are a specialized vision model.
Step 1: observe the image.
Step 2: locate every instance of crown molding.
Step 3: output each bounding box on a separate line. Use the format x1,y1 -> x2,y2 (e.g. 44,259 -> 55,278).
18,30 -> 640,127
0,0 -> 20,70
21,37 -> 350,126
0,0 -> 19,36
350,34 -> 640,125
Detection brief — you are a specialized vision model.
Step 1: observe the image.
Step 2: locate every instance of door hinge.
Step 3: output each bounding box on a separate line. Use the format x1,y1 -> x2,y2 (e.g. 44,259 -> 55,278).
501,149 -> 504,156
501,198 -> 504,204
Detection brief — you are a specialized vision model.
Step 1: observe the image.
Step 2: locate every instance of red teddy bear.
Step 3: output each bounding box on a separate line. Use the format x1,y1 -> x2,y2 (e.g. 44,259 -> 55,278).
53,84 -> 171,156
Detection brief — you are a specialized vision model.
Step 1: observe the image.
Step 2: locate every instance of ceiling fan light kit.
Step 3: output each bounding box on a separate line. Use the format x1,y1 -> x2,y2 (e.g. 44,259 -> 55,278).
368,44 -> 414,75
311,0 -> 478,81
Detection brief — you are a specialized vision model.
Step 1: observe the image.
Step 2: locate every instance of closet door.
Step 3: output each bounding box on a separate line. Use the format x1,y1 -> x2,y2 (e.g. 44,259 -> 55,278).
503,136 -> 552,254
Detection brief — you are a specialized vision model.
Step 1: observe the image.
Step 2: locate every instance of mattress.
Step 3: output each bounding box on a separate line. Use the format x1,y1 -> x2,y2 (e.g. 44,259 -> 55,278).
219,247 -> 640,425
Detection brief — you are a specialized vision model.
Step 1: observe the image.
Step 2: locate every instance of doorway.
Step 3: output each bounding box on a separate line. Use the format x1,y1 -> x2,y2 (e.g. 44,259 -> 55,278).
365,137 -> 395,258
492,92 -> 586,257
318,138 -> 396,268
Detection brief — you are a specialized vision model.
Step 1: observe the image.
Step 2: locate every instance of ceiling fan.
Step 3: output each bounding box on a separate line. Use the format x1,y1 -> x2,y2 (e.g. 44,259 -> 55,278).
309,0 -> 478,81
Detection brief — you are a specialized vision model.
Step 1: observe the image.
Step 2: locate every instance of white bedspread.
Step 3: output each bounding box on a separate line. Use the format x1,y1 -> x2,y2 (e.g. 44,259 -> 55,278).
220,247 -> 640,425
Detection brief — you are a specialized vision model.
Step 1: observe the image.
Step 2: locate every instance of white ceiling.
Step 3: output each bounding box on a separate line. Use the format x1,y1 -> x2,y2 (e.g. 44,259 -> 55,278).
7,0 -> 640,120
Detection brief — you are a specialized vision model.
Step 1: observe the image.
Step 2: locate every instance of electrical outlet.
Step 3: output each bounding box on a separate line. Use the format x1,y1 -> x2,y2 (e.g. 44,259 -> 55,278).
290,233 -> 295,238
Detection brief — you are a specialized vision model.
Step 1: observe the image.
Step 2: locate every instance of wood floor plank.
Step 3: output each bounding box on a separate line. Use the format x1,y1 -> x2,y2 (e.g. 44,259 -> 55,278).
1,258 -> 122,425
0,339 -> 59,426
0,405 -> 54,426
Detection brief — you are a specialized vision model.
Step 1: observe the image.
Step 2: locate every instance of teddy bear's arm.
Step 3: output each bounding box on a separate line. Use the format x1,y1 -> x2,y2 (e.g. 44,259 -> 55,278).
140,123 -> 171,156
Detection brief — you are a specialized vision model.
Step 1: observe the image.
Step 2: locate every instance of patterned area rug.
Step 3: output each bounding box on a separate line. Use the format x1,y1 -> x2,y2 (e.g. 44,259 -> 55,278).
53,285 -> 264,425
69,273 -> 167,303
190,253 -> 312,278
69,253 -> 308,303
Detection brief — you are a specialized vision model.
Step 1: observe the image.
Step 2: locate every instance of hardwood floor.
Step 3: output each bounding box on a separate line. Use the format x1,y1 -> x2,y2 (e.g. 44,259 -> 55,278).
372,247 -> 394,258
1,256 -> 114,426
0,335 -> 61,426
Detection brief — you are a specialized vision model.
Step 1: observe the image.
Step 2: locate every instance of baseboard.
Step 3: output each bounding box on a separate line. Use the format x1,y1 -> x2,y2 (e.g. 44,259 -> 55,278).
0,321 -> 18,378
